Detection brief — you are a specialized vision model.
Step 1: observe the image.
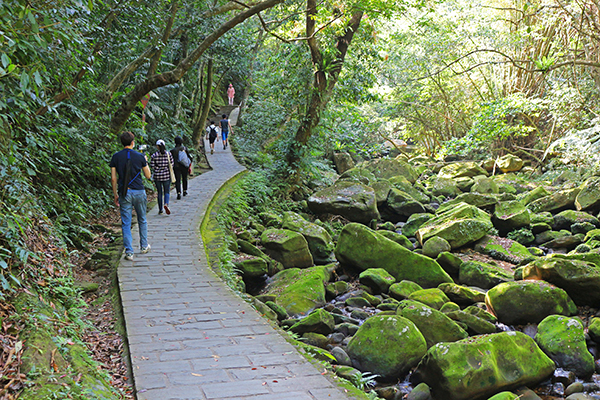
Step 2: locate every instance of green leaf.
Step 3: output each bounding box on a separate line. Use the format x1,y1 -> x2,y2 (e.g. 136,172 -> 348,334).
0,274 -> 10,291
20,72 -> 29,91
1,54 -> 10,68
34,70 -> 42,86
0,260 -> 7,269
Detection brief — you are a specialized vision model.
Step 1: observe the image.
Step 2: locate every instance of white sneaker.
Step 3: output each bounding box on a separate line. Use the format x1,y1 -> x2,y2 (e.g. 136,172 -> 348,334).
124,253 -> 134,261
141,245 -> 151,254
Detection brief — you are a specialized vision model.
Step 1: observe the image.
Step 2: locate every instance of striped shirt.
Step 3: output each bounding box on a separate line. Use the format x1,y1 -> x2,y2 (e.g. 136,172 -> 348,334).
150,151 -> 173,182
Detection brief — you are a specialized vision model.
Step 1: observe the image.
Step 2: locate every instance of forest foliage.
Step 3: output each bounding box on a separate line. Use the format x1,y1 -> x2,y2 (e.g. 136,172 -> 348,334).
1,0 -> 600,397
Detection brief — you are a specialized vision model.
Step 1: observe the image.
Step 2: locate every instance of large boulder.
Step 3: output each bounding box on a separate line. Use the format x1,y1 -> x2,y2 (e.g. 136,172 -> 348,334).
553,210 -> 599,231
416,203 -> 493,249
459,260 -> 512,289
528,188 -> 581,213
372,180 -> 392,206
262,265 -> 332,316
485,280 -> 577,325
437,193 -> 498,213
359,268 -> 396,294
430,177 -> 461,198
338,167 -> 376,186
386,188 -> 426,217
493,200 -> 530,233
282,212 -> 335,264
521,255 -> 600,306
307,180 -> 380,224
535,315 -> 594,378
333,152 -> 355,174
471,177 -> 499,195
414,332 -> 554,400
438,162 -> 488,179
260,228 -> 313,268
389,176 -> 430,204
575,176 -> 600,211
474,235 -> 534,265
346,314 -> 427,379
438,283 -> 485,305
335,223 -> 453,288
403,213 -> 434,237
407,288 -> 450,310
363,158 -> 419,184
290,308 -> 335,335
519,186 -> 551,206
233,255 -> 268,278
496,154 -> 523,173
397,300 -> 468,349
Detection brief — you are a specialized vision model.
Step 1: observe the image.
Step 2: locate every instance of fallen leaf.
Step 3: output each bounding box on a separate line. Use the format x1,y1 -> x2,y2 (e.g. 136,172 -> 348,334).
191,373 -> 203,377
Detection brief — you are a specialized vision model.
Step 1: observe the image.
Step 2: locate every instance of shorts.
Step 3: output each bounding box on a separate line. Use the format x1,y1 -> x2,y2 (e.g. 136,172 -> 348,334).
222,131 -> 229,141
209,135 -> 216,144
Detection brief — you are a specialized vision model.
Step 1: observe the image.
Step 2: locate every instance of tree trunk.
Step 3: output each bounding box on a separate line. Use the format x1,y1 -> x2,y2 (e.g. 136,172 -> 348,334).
147,1 -> 179,78
239,29 -> 265,125
174,33 -> 189,119
109,0 -> 283,134
192,58 -> 214,148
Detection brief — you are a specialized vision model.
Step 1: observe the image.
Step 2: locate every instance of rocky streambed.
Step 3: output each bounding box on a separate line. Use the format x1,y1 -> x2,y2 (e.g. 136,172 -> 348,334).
231,154 -> 600,400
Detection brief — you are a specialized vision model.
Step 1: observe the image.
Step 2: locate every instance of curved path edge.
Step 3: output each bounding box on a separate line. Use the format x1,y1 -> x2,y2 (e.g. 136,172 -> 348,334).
117,141 -> 361,400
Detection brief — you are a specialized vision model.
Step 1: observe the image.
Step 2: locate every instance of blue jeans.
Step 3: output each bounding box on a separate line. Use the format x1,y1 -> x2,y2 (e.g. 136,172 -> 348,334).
155,180 -> 170,209
120,189 -> 148,255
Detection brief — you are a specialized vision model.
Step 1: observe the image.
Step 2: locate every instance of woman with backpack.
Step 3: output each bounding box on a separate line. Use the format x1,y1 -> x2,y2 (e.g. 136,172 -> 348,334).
150,139 -> 174,215
170,136 -> 192,200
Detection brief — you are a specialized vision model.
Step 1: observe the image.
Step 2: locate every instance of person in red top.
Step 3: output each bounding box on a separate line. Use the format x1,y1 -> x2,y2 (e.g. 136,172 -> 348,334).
227,83 -> 235,105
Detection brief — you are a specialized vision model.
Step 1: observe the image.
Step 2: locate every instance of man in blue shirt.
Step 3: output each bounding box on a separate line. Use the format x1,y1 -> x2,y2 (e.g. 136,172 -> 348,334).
110,131 -> 152,260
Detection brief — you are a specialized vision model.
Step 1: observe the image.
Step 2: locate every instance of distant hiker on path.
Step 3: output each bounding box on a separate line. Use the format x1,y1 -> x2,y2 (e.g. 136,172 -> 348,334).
150,139 -> 173,215
205,121 -> 219,154
220,114 -> 233,150
110,131 -> 152,261
170,136 -> 192,200
227,83 -> 235,105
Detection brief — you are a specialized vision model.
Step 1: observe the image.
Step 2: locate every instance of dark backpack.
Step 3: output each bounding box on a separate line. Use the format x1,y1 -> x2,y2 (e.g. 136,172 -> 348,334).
209,126 -> 217,139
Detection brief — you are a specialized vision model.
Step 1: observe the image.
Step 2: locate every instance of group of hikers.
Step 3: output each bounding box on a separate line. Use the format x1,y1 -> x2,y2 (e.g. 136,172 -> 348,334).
205,114 -> 233,154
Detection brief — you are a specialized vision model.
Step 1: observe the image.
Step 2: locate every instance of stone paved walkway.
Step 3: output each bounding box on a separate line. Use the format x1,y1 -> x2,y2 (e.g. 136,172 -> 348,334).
118,140 -> 357,400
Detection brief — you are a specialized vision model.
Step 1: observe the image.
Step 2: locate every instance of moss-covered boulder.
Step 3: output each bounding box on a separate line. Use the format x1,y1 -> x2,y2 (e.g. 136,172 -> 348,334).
307,180 -> 380,224
389,176 -> 430,204
335,223 -> 453,288
438,283 -> 485,305
437,193 -> 498,214
528,188 -> 581,213
485,280 -> 577,325
588,317 -> 600,343
422,236 -> 452,259
436,252 -> 463,276
359,268 -> 396,294
521,255 -> 600,306
333,151 -> 355,174
496,154 -> 523,173
553,210 -> 599,231
262,265 -> 332,316
444,310 -> 497,334
372,180 -> 392,206
282,211 -> 335,264
535,315 -> 594,378
430,177 -> 461,198
377,230 -> 414,250
364,158 -> 419,183
438,162 -> 488,179
519,186 -> 551,206
397,300 -> 467,348
389,280 -> 423,300
575,176 -> 600,211
474,235 -> 534,264
233,255 -> 268,278
416,203 -> 493,249
346,314 -> 427,379
471,177 -> 499,195
487,392 -> 519,400
408,288 -> 450,310
259,211 -> 282,228
338,167 -> 377,186
493,200 -> 530,233
290,308 -> 335,335
260,228 -> 313,268
459,260 -> 513,289
403,213 -> 434,237
413,332 -> 555,400
386,188 -> 426,217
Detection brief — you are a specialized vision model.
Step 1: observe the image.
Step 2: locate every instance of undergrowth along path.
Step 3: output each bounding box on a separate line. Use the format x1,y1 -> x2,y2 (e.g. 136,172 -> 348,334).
118,140 -> 359,400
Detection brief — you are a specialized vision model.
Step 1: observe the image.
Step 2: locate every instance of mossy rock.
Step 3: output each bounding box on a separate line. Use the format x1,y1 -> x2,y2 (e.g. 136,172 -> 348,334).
346,314 -> 427,379
530,211 -> 554,226
487,392 -> 519,400
458,260 -> 513,289
438,283 -> 485,305
535,315 -> 594,378
528,188 -> 581,213
414,332 -> 555,400
496,154 -> 523,173
553,210 -> 599,231
485,280 -> 577,325
262,265 -> 332,317
265,301 -> 289,321
474,235 -> 534,264
534,229 -> 569,246
326,280 -> 349,299
234,255 -> 268,278
282,211 -> 335,264
438,162 -> 488,179
422,236 -> 452,259
335,223 -> 453,288
403,213 -> 434,237
307,180 -> 380,224
522,255 -> 600,306
363,158 -> 419,183
440,302 -> 460,313
397,300 -> 467,349
386,188 -> 426,217
372,180 -> 392,206
416,202 -> 493,249
260,228 -> 313,268
407,288 -> 450,310
300,332 -> 330,349
575,176 -> 600,211
389,280 -> 424,301
290,308 -> 335,335
588,317 -> 600,343
252,298 -> 278,321
463,305 -> 497,323
436,252 -> 463,276
338,167 -> 377,186
407,382 -> 432,400
437,193 -> 498,214
389,175 -> 430,203
444,310 -> 496,334
259,211 -> 283,227
471,177 -> 499,194
519,186 -> 551,206
493,200 -> 530,234
572,222 -> 596,235
377,230 -> 414,250
430,177 -> 461,198
333,151 -> 355,174
359,268 -> 396,294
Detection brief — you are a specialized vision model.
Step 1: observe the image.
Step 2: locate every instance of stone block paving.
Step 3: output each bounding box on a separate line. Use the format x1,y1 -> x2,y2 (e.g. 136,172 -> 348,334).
118,140 -> 357,400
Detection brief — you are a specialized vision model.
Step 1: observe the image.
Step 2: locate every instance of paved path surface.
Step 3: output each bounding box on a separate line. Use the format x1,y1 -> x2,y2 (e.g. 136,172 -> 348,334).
118,140 -> 356,400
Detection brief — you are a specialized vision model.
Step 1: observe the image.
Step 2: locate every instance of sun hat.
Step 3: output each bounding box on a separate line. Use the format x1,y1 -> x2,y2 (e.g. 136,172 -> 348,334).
156,139 -> 165,146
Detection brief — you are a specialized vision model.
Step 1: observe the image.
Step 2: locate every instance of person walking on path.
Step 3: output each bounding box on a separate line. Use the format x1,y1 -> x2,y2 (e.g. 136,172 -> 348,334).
110,131 -> 152,261
220,114 -> 233,150
205,121 -> 219,154
150,139 -> 173,215
227,83 -> 235,105
170,136 -> 192,200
